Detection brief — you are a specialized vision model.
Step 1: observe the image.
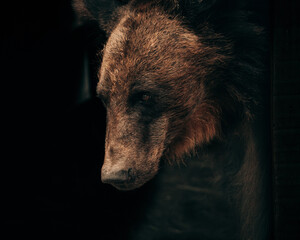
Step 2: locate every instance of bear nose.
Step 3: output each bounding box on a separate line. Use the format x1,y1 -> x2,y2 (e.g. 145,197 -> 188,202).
101,168 -> 135,185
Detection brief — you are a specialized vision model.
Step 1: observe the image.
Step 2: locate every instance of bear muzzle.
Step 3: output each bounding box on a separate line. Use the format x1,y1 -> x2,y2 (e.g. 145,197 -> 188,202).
101,167 -> 137,190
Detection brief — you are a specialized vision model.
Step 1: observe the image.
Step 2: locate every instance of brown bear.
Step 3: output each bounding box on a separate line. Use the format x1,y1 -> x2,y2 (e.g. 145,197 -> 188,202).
73,0 -> 272,239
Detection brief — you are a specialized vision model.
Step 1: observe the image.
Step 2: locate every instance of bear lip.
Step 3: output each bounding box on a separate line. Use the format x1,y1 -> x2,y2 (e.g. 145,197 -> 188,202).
111,182 -> 140,191
109,179 -> 148,191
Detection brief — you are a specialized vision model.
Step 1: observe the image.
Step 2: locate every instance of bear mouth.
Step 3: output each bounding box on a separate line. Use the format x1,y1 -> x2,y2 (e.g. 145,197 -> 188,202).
109,174 -> 154,191
101,165 -> 159,191
111,182 -> 143,191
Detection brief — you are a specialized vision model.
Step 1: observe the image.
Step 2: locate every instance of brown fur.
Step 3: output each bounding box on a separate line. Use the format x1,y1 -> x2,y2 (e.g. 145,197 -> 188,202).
73,1 -> 271,239
167,101 -> 222,162
97,6 -> 231,167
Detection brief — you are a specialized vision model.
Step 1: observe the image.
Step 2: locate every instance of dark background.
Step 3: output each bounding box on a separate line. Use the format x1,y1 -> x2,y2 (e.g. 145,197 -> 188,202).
271,0 -> 300,239
1,0 -> 299,239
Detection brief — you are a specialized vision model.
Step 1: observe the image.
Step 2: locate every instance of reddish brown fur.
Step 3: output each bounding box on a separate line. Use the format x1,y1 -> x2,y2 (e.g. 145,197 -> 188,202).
166,101 -> 222,162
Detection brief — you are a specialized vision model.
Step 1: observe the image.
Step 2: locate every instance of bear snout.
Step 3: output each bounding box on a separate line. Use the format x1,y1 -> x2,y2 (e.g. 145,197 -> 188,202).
101,167 -> 136,187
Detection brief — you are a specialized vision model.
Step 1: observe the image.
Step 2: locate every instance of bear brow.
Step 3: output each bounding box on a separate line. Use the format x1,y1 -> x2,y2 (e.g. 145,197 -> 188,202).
129,81 -> 168,93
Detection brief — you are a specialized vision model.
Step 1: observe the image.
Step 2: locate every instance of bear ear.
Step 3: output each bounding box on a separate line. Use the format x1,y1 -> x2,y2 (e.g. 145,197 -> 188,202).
72,0 -> 218,31
72,0 -> 130,31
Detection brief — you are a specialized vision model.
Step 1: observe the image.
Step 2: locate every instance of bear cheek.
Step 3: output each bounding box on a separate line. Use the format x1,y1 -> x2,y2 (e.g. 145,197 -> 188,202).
164,102 -> 222,162
147,115 -> 169,160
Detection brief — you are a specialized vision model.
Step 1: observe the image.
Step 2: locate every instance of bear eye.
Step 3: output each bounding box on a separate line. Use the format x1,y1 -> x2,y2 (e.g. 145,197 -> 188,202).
129,92 -> 154,107
141,94 -> 151,103
137,93 -> 153,106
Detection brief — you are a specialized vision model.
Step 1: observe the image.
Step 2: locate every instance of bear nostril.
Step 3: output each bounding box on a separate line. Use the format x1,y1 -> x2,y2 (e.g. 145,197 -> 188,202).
101,169 -> 135,185
127,168 -> 136,183
109,147 -> 114,156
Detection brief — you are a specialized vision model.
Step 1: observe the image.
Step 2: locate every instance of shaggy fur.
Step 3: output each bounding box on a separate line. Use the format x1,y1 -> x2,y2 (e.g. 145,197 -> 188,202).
73,0 -> 271,239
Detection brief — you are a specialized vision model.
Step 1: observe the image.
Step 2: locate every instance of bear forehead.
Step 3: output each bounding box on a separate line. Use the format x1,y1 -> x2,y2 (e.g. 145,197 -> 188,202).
98,9 -> 202,94
102,10 -> 199,61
